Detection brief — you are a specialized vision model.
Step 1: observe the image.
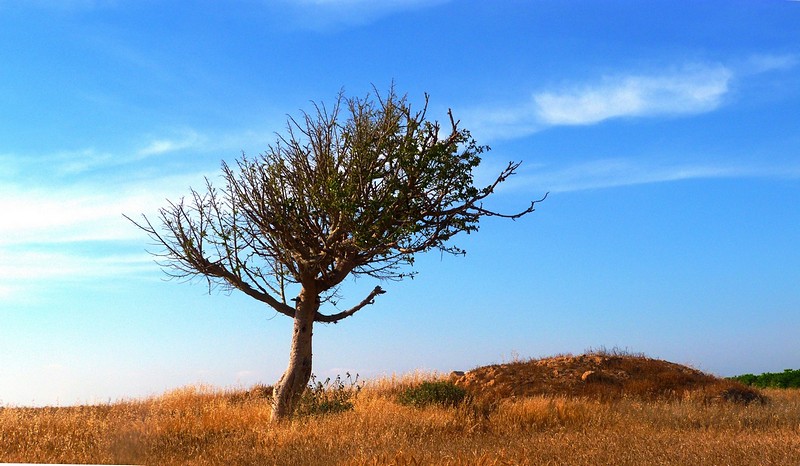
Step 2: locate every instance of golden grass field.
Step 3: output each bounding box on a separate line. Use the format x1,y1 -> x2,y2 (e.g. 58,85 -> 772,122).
2,354 -> 799,465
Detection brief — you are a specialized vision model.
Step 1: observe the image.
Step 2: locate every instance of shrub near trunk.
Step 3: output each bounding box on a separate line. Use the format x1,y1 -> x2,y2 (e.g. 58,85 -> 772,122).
398,381 -> 467,408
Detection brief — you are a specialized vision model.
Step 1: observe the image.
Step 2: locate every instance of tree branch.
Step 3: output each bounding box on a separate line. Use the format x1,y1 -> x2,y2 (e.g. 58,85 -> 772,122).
196,255 -> 298,319
124,211 -> 297,319
315,285 -> 386,323
471,191 -> 549,219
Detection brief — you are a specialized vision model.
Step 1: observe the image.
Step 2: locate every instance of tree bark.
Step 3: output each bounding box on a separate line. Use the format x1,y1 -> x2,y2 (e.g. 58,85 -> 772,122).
270,285 -> 318,421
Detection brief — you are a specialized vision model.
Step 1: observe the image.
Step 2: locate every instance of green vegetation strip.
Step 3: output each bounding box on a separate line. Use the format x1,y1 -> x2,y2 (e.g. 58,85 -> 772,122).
729,369 -> 800,388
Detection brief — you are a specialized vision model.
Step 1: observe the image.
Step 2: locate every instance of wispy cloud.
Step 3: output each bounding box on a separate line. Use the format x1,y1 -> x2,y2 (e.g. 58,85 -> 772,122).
0,219 -> 160,303
463,63 -> 733,140
0,174 -> 204,246
463,55 -> 799,142
0,146 -> 217,302
0,249 -> 152,282
533,65 -> 732,126
0,127 -> 221,180
139,129 -> 206,156
0,123 -> 278,249
511,158 -> 800,194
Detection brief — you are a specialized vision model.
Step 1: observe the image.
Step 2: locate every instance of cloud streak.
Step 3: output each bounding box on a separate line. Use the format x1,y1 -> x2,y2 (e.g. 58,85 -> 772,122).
464,64 -> 732,140
0,174 -> 204,246
138,130 -> 206,157
511,158 -> 800,194
0,149 -> 216,301
0,248 -> 152,282
463,56 -> 797,141
0,122 -> 279,256
533,65 -> 732,126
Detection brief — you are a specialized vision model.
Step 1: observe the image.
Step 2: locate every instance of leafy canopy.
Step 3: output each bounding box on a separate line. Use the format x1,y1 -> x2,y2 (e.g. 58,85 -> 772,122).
128,87 -> 543,323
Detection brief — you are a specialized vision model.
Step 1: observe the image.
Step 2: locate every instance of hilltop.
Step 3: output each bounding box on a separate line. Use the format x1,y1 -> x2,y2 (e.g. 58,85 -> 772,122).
451,351 -> 764,404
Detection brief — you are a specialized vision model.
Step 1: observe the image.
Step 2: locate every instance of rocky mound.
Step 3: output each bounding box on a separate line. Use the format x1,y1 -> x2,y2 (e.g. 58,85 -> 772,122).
451,352 -> 764,404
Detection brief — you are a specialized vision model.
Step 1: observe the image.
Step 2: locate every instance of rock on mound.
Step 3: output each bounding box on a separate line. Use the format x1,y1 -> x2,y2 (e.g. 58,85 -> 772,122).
451,352 -> 764,404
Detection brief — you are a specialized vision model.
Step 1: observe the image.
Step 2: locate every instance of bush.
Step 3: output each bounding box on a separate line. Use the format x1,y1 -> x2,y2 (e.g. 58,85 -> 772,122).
398,381 -> 467,408
296,373 -> 363,416
729,369 -> 800,389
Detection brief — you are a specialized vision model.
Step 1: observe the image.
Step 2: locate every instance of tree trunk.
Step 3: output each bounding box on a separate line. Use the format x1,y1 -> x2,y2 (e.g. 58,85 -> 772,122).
271,286 -> 318,421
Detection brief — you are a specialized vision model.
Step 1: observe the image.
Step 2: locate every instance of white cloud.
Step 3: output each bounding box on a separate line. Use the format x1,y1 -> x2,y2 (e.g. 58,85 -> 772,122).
0,247 -> 156,304
50,149 -> 118,176
466,55 -> 799,142
0,124 -> 267,252
546,159 -> 741,192
1,149 -> 119,177
139,130 -> 205,156
459,104 -> 544,141
2,129 -> 210,178
0,172 -> 207,246
136,125 -> 283,160
462,63 -> 734,141
0,249 -> 151,282
0,128 -> 242,305
0,130 -> 242,300
533,65 -> 732,125
0,164 -> 215,302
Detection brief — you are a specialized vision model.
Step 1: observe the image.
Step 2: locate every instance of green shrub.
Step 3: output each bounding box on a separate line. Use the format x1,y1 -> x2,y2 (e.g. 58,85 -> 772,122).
296,373 -> 362,416
397,381 -> 467,408
729,369 -> 800,389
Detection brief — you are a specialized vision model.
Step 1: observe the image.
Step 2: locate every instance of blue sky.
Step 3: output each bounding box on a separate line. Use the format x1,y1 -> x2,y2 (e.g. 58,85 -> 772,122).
1,0 -> 799,406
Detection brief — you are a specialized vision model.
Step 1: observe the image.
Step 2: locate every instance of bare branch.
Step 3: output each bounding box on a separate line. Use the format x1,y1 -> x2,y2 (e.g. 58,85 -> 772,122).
471,191 -> 549,220
315,286 -> 386,323
189,252 -> 297,318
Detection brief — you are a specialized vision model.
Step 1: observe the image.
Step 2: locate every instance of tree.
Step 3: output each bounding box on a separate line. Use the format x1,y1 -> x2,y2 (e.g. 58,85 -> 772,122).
127,87 -> 546,421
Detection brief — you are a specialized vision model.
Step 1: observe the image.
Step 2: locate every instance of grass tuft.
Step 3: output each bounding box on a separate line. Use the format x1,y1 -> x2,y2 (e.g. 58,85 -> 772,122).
397,381 -> 467,408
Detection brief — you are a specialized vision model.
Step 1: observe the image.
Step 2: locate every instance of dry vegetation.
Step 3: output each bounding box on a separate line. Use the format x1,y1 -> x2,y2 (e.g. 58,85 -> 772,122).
2,353 -> 799,465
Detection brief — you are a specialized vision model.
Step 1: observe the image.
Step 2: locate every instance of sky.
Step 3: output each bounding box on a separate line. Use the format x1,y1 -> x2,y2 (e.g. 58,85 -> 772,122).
1,0 -> 799,407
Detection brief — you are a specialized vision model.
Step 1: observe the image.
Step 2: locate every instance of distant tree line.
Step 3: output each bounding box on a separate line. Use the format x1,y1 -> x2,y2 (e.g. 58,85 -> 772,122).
729,369 -> 800,388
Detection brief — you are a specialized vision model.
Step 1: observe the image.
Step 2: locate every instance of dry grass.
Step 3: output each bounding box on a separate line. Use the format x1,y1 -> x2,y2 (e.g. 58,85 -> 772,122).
2,355 -> 799,465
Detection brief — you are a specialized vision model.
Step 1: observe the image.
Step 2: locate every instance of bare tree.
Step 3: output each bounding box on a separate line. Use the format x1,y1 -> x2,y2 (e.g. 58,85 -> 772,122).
127,87 -> 546,420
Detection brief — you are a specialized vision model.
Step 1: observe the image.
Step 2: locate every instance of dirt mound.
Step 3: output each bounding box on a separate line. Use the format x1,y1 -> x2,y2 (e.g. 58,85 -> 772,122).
452,352 -> 764,404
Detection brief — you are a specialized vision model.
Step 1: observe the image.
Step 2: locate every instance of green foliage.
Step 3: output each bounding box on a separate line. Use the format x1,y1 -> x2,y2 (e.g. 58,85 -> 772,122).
729,369 -> 800,389
130,86 -> 540,308
129,86 -> 541,420
296,373 -> 363,416
397,381 -> 467,408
